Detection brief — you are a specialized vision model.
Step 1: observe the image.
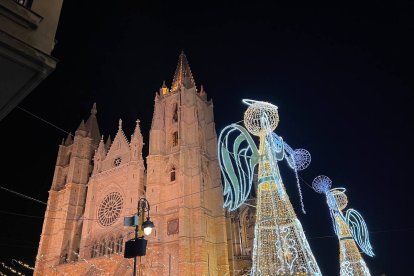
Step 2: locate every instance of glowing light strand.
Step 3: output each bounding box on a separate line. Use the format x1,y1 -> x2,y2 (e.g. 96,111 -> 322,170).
218,103 -> 312,212
260,112 -> 320,274
12,259 -> 34,270
313,175 -> 374,275
1,262 -> 25,276
218,124 -> 259,211
219,99 -> 321,275
345,208 -> 375,257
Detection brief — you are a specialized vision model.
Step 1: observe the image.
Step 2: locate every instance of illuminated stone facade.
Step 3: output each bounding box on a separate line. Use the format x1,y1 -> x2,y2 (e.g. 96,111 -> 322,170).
34,52 -> 254,275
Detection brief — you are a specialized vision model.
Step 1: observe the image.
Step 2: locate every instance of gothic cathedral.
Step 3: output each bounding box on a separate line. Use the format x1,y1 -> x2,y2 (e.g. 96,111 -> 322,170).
34,52 -> 255,276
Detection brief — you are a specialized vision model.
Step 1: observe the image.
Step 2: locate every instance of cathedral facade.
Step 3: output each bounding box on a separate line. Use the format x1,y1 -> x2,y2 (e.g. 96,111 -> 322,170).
34,52 -> 255,276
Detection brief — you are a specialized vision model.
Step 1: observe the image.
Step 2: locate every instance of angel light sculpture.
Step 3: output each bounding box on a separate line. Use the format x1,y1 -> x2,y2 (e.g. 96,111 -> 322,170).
312,175 -> 374,276
218,99 -> 321,275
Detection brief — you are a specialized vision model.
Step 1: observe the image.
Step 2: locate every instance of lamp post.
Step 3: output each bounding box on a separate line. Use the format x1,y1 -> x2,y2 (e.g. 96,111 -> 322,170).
124,198 -> 154,276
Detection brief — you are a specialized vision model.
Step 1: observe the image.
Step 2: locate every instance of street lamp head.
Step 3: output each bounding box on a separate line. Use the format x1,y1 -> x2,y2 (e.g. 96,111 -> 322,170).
142,217 -> 154,236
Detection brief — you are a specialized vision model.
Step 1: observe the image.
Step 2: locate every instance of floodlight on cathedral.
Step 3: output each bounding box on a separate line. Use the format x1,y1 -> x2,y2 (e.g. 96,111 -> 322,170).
218,99 -> 321,275
312,175 -> 374,276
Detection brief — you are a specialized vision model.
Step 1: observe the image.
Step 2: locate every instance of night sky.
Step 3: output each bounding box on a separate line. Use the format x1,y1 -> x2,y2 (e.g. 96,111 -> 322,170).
1,2 -> 413,275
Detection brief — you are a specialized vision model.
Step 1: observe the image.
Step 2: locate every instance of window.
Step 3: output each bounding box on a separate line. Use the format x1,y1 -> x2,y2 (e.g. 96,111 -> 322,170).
98,192 -> 123,227
109,238 -> 115,255
172,131 -> 178,147
99,242 -> 105,256
173,104 -> 178,122
114,157 -> 122,167
116,236 -> 123,253
75,248 -> 80,261
91,243 -> 98,258
170,167 -> 176,182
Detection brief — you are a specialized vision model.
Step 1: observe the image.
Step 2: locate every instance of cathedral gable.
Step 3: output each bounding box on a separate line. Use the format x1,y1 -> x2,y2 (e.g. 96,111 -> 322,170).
101,119 -> 131,171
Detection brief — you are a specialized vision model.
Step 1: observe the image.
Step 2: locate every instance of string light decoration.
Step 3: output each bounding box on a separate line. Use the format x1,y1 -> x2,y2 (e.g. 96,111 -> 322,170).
1,262 -> 25,275
12,259 -> 34,270
218,99 -> 321,275
312,175 -> 374,276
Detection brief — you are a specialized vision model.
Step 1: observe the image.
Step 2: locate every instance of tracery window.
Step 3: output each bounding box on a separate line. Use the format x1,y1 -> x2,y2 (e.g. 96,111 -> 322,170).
116,236 -> 123,253
114,157 -> 122,167
109,238 -> 115,255
173,104 -> 178,122
170,167 -> 176,182
97,192 -> 123,226
99,241 -> 105,256
91,242 -> 98,258
172,131 -> 178,147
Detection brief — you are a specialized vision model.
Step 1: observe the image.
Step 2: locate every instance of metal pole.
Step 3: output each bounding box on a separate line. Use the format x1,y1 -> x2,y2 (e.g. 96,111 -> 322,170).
169,254 -> 171,276
133,200 -> 140,276
132,198 -> 150,276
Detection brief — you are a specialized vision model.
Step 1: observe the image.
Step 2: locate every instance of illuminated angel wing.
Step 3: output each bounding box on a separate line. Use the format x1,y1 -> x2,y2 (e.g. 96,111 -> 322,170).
218,124 -> 260,211
345,209 -> 375,257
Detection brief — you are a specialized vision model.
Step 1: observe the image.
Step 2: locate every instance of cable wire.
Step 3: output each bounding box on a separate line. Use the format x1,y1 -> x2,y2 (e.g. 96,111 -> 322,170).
0,186 -> 46,205
16,106 -> 72,136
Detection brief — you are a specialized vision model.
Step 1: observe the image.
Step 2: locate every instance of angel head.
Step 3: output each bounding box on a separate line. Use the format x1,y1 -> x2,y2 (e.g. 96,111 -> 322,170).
242,99 -> 280,136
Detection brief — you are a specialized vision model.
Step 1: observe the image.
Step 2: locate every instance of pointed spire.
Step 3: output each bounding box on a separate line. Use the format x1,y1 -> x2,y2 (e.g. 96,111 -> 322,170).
132,119 -> 143,139
93,136 -> 107,174
64,132 -> 73,146
91,102 -> 97,115
105,135 -> 112,150
130,119 -> 143,161
114,118 -> 129,144
160,80 -> 169,95
171,51 -> 196,92
96,135 -> 106,156
77,120 -> 86,131
199,84 -> 207,100
106,119 -> 130,156
85,102 -> 101,145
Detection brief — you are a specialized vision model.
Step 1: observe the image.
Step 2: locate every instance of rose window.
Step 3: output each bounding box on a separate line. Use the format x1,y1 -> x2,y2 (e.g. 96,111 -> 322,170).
97,192 -> 123,226
114,157 -> 122,167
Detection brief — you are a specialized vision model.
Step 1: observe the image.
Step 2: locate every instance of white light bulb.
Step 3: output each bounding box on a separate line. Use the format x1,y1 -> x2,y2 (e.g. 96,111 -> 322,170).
144,226 -> 152,236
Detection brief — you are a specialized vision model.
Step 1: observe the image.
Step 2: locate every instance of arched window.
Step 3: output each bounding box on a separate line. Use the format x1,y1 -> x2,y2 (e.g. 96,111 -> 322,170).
66,152 -> 71,164
172,104 -> 178,122
91,242 -> 98,258
109,238 -> 115,255
116,236 -> 123,253
170,167 -> 176,182
172,131 -> 178,147
99,241 -> 105,256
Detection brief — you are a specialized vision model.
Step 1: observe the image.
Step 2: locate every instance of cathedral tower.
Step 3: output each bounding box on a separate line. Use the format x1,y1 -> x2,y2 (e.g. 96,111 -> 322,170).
34,104 -> 101,275
146,52 -> 230,275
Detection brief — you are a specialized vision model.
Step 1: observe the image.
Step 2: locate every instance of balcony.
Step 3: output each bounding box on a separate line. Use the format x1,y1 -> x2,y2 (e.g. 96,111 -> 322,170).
0,0 -> 62,120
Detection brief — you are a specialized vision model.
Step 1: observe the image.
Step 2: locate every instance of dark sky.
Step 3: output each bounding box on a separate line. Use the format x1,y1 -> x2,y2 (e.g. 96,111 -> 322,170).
1,2 -> 413,275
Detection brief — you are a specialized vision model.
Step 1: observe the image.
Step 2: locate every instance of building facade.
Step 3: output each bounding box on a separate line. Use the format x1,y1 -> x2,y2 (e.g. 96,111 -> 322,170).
0,0 -> 63,120
34,53 -> 255,276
